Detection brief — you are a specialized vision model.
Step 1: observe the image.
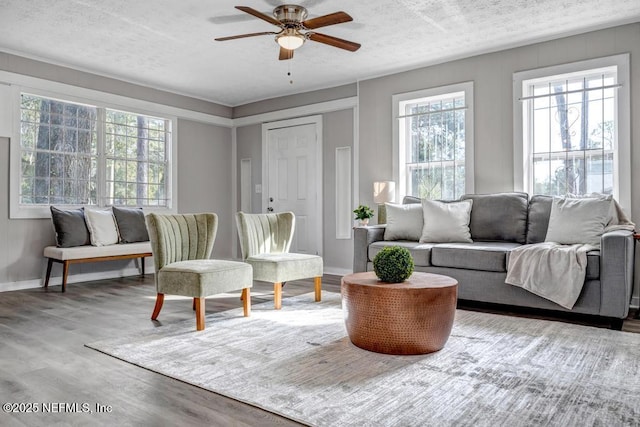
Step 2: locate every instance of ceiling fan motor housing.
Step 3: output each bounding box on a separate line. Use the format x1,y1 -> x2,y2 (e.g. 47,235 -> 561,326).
274,4 -> 308,28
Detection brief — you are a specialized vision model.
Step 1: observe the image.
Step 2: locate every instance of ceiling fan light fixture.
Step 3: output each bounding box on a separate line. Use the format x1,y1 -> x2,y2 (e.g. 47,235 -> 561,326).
276,29 -> 305,50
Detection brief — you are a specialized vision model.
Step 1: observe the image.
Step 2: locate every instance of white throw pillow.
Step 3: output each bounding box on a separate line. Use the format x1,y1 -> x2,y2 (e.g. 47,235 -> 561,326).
84,208 -> 120,246
419,199 -> 473,243
544,196 -> 612,247
384,203 -> 423,241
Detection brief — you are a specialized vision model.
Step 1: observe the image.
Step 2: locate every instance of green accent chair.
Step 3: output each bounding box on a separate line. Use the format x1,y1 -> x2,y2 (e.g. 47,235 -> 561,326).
235,211 -> 323,309
146,213 -> 253,331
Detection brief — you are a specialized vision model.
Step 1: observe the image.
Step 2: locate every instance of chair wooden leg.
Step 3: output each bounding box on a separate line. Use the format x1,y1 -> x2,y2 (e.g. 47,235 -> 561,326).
242,288 -> 251,317
195,297 -> 205,331
151,293 -> 165,320
44,259 -> 53,289
274,282 -> 283,310
314,276 -> 322,302
61,261 -> 70,293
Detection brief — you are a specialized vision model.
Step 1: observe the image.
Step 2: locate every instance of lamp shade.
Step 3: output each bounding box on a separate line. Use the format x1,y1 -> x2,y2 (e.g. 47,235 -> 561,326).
373,181 -> 396,204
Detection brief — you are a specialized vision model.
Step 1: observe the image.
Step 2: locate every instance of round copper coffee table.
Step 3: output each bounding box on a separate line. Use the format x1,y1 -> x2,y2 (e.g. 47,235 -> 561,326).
341,271 -> 458,355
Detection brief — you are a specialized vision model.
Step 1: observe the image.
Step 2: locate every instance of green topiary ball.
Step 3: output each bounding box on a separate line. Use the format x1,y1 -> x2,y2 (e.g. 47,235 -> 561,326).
373,246 -> 414,283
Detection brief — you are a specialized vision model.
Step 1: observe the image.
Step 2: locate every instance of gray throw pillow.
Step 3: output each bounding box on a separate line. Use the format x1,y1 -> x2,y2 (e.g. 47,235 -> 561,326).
112,207 -> 149,243
420,199 -> 473,243
544,196 -> 612,247
50,206 -> 91,248
384,203 -> 423,241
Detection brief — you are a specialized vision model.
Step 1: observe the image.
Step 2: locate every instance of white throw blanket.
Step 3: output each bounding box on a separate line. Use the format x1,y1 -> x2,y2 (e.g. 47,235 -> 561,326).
506,199 -> 635,309
506,243 -> 595,309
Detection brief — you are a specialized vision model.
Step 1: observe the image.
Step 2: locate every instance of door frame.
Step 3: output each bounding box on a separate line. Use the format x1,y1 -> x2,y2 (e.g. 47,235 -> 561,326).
261,115 -> 323,256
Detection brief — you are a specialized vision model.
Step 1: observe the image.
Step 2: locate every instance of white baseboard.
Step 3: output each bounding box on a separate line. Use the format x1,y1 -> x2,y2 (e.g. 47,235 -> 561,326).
631,296 -> 639,310
0,267 -> 143,293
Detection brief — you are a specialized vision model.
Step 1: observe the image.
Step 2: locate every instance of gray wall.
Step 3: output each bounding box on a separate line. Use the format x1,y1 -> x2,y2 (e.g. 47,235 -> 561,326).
357,23 -> 640,303
0,52 -> 232,118
358,24 -> 640,214
0,54 -> 234,289
233,83 -> 357,118
177,120 -> 234,259
236,124 -> 263,213
234,109 -> 355,273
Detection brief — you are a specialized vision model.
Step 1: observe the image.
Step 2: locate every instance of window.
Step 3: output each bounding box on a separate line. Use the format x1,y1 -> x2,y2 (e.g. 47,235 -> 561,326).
514,55 -> 630,208
393,82 -> 474,201
15,92 -> 174,216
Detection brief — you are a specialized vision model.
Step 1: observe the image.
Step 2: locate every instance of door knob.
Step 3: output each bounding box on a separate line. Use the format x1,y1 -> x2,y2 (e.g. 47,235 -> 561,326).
269,197 -> 274,202
267,207 -> 274,212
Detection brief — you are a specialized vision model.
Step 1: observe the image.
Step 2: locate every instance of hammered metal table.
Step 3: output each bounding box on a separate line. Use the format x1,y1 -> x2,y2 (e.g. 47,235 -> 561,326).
341,271 -> 458,355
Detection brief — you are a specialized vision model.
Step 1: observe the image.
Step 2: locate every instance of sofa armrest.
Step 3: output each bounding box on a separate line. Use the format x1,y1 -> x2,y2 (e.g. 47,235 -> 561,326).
353,225 -> 386,273
599,229 -> 635,318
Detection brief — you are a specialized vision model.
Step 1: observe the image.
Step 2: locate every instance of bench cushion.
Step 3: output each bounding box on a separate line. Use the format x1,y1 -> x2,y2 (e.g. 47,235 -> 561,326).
113,207 -> 150,243
44,242 -> 152,261
50,206 -> 91,248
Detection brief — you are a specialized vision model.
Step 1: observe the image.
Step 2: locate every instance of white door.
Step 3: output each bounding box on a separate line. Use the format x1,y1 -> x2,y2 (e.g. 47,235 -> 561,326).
265,119 -> 322,255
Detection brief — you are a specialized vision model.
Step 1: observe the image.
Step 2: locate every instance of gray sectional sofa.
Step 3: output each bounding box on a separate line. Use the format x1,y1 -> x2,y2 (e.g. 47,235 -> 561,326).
353,192 -> 635,327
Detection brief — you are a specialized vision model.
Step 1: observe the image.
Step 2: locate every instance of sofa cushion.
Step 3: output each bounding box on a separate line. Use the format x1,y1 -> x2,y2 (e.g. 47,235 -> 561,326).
431,242 -> 521,272
384,203 -> 423,241
545,196 -> 611,247
461,192 -> 528,244
420,199 -> 473,243
369,240 -> 435,267
402,196 -> 422,205
526,195 -> 553,244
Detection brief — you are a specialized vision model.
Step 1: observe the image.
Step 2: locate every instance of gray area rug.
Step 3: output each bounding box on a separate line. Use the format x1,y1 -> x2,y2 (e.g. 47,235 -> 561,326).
87,292 -> 640,426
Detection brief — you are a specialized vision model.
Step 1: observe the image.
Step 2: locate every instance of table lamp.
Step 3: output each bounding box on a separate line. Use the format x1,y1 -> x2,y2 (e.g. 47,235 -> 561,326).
373,181 -> 396,224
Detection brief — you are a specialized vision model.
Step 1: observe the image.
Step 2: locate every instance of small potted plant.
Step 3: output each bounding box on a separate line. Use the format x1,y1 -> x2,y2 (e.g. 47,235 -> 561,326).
353,205 -> 374,226
373,246 -> 414,283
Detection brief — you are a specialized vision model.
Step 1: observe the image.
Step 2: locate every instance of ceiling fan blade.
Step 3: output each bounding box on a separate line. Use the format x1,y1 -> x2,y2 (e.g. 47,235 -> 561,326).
279,47 -> 294,61
235,6 -> 282,27
302,11 -> 353,29
307,32 -> 361,52
215,31 -> 277,41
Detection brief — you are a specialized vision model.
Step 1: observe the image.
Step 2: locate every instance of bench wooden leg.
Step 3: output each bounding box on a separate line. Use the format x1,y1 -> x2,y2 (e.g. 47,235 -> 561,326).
44,259 -> 54,289
314,276 -> 322,302
195,297 -> 205,331
151,293 -> 165,320
193,298 -> 196,311
141,257 -> 146,276
242,288 -> 251,317
274,282 -> 282,310
61,261 -> 70,293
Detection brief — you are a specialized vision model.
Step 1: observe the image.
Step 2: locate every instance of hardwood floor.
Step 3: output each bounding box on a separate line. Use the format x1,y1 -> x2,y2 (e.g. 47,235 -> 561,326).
0,274 -> 638,426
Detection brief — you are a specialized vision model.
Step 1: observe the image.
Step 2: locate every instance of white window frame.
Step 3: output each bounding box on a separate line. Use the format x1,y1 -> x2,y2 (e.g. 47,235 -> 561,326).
513,54 -> 631,212
9,84 -> 178,219
392,82 -> 474,200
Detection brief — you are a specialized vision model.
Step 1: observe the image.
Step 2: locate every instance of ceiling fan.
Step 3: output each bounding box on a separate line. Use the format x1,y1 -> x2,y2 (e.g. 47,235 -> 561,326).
215,5 -> 361,60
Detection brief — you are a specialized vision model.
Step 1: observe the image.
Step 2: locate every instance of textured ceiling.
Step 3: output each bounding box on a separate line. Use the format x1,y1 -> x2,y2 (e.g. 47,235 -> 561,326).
0,0 -> 639,106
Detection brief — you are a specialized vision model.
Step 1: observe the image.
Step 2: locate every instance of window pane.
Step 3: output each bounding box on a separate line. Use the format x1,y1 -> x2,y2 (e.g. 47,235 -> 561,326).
104,110 -> 170,207
523,67 -> 616,198
19,94 -> 98,205
19,93 -> 171,209
402,90 -> 466,200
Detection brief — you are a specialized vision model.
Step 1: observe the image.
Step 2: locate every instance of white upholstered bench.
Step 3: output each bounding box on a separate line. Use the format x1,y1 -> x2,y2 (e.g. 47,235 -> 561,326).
43,242 -> 152,292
